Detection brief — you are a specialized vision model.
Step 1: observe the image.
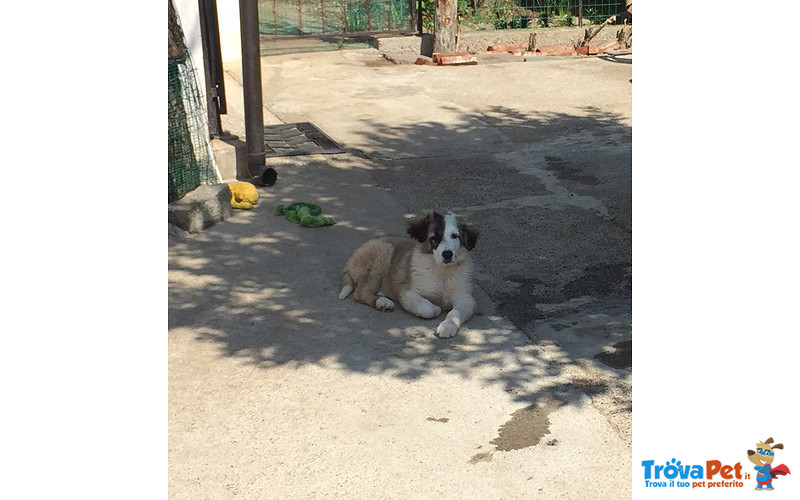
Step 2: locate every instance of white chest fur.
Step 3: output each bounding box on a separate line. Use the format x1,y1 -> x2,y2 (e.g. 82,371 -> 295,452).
409,251 -> 473,308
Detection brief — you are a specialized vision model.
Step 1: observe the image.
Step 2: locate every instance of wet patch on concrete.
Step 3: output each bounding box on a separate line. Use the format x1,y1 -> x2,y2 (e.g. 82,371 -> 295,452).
594,339 -> 632,369
490,399 -> 563,452
496,277 -> 548,330
544,156 -> 600,186
562,263 -> 631,300
469,451 -> 494,464
496,263 -> 629,329
426,417 -> 449,423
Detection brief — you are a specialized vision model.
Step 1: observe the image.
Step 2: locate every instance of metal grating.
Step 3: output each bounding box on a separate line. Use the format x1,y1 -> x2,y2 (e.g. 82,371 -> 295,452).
263,122 -> 345,157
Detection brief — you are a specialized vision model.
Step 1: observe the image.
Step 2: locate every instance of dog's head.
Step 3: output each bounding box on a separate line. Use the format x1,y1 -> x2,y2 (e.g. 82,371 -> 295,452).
406,210 -> 479,265
747,437 -> 783,466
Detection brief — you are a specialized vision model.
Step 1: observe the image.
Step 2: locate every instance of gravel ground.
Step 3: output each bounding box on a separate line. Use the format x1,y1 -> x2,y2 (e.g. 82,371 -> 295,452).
374,25 -> 627,64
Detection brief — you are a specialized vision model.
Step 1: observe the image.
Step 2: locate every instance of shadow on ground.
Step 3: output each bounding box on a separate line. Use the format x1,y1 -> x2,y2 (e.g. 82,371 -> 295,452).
169,103 -> 631,434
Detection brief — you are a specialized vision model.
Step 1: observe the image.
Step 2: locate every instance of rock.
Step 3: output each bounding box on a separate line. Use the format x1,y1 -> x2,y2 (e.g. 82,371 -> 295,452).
167,183 -> 233,233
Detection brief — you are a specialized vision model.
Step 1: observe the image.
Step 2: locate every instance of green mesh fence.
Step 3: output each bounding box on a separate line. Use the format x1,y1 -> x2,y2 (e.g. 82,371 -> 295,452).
258,0 -> 414,37
418,0 -> 628,32
168,0 -> 219,203
470,0 -> 627,29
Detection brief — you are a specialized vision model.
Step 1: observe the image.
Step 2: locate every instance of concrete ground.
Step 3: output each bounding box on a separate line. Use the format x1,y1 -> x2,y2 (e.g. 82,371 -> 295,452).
170,41 -> 632,498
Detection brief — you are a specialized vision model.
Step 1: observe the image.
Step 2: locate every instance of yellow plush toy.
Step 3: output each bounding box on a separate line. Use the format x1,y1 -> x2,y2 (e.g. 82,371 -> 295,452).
229,182 -> 260,210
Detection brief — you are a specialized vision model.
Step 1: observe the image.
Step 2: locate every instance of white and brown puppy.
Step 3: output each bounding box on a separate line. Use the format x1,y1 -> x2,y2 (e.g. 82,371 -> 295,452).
338,211 -> 479,338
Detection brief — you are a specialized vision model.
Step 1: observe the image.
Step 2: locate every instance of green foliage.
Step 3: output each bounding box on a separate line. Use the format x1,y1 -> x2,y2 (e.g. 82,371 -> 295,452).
421,0 -> 619,32
455,0 -> 629,30
391,0 -> 411,29
419,0 -> 435,31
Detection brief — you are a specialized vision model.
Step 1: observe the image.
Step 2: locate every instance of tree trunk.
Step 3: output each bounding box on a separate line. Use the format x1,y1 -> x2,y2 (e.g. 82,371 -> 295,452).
434,0 -> 458,53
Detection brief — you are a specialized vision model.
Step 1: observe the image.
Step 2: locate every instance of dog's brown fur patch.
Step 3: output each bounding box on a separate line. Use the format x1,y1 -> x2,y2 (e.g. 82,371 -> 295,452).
341,237 -> 414,306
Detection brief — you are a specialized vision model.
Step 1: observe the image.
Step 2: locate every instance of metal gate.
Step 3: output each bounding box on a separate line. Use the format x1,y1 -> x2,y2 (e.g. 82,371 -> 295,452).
258,0 -> 416,38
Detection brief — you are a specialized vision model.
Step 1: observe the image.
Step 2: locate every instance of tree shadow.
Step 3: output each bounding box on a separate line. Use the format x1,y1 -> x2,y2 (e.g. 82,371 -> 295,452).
169,102 -> 631,425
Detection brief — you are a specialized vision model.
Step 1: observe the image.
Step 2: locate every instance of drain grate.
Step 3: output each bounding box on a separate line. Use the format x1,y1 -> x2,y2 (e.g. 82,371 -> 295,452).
263,122 -> 344,157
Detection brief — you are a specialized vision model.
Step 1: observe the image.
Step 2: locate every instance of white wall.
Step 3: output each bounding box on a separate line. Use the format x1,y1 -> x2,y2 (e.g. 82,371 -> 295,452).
173,0 -> 208,97
217,0 -> 243,62
174,0 -> 244,71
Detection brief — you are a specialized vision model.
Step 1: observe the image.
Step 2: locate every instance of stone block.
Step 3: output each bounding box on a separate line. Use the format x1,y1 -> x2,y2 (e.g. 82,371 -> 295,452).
168,184 -> 233,233
432,52 -> 478,66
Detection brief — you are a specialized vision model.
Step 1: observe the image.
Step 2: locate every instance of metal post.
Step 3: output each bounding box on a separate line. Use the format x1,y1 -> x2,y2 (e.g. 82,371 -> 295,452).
199,0 -> 226,137
578,0 -> 583,28
238,0 -> 270,183
417,0 -> 422,34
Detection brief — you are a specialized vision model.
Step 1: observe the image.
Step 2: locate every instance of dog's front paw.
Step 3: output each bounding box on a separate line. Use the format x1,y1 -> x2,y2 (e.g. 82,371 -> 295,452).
375,296 -> 395,312
435,319 -> 459,338
419,303 -> 441,319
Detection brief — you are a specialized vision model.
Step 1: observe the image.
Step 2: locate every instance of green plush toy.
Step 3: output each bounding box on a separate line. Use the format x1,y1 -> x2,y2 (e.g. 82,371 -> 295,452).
275,202 -> 335,228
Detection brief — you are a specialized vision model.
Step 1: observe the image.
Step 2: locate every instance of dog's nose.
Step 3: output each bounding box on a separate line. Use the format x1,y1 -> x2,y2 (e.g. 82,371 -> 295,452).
442,250 -> 453,261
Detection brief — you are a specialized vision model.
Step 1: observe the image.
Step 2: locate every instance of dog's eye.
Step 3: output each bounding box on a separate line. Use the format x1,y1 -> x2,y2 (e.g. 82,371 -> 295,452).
451,233 -> 460,239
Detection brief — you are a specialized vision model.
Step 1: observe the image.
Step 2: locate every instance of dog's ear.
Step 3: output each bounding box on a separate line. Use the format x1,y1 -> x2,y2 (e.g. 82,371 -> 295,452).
772,443 -> 784,450
459,222 -> 480,250
406,211 -> 431,242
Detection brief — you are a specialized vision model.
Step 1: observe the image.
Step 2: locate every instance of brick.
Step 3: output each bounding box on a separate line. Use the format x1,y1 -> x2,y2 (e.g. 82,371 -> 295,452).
575,45 -> 604,56
534,45 -> 577,57
432,52 -> 478,66
487,42 -> 526,53
414,56 -> 437,66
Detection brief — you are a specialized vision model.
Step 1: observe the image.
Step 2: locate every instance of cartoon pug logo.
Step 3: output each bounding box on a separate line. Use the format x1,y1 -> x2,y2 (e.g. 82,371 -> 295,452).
747,437 -> 791,491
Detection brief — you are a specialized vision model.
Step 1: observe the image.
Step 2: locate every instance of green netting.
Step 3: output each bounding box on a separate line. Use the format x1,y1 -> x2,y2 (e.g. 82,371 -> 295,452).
258,0 -> 413,37
168,0 -> 218,203
416,0 -> 628,32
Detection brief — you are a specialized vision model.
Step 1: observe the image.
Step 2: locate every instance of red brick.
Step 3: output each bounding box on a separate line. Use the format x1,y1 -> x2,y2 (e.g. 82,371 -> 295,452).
432,52 -> 478,66
533,45 -> 576,57
414,56 -> 437,66
576,45 -> 602,56
487,42 -> 526,53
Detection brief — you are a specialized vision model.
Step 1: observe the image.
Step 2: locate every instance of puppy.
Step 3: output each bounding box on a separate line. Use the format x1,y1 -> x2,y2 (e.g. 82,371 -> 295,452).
339,211 -> 479,338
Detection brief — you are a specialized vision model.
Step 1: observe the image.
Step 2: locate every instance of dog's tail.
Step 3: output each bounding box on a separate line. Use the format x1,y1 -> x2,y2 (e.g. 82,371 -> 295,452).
338,272 -> 354,300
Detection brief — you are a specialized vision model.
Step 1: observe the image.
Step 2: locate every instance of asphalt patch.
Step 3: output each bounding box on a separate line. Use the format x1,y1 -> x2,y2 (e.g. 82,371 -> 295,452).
562,263 -> 630,300
594,339 -> 632,369
544,155 -> 600,186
